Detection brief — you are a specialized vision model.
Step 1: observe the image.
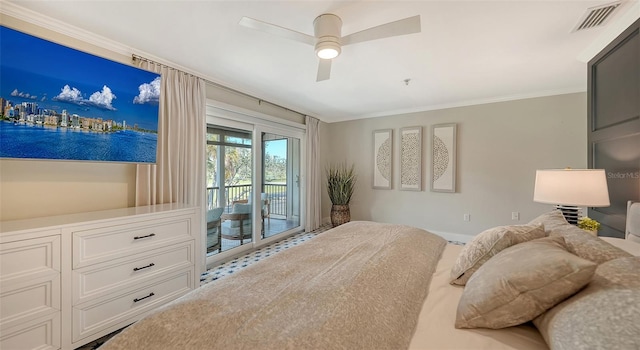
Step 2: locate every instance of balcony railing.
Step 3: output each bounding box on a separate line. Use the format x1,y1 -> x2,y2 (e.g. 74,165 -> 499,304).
264,183 -> 287,218
207,184 -> 287,217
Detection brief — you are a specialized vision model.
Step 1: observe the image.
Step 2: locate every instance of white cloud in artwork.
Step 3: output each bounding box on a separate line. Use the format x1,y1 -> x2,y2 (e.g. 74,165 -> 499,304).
88,85 -> 116,110
53,84 -> 117,111
54,85 -> 83,103
10,88 -> 38,100
133,77 -> 160,104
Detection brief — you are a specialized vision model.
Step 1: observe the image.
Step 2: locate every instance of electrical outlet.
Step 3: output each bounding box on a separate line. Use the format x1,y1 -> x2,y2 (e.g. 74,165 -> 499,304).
464,213 -> 471,222
512,211 -> 520,221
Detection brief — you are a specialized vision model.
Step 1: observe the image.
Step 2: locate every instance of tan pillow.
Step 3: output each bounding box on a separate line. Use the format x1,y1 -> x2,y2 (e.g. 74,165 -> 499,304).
455,236 -> 597,329
449,224 -> 545,285
534,256 -> 640,350
528,210 -> 631,264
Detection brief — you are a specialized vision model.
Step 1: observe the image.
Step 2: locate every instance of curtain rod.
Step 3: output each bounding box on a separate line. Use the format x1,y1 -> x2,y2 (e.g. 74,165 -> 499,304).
132,54 -> 307,119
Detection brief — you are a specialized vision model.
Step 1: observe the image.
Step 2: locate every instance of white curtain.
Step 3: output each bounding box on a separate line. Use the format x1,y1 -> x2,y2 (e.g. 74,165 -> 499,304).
134,58 -> 206,208
305,116 -> 322,231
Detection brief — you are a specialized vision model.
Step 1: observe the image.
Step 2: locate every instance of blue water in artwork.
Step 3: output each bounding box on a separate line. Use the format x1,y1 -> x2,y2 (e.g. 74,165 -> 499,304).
0,121 -> 157,163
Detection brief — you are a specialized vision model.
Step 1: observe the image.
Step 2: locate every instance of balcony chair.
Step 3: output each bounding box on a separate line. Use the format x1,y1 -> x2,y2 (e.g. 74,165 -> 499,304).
206,207 -> 223,253
221,200 -> 253,245
261,193 -> 271,225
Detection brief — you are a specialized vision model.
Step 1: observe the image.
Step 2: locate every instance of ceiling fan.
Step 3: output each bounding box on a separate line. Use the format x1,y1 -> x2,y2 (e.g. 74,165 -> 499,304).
239,14 -> 421,82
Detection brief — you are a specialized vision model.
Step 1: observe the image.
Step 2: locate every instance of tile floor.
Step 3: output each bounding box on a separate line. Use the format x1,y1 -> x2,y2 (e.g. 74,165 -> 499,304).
201,225 -> 329,284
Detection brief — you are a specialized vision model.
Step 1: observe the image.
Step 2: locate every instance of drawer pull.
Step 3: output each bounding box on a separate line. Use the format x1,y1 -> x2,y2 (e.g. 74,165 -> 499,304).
133,233 -> 156,240
133,292 -> 155,303
133,263 -> 155,271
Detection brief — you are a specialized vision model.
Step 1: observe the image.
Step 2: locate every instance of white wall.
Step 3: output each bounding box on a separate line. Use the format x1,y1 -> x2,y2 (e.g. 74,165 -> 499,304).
0,13 -> 304,221
321,93 -> 587,240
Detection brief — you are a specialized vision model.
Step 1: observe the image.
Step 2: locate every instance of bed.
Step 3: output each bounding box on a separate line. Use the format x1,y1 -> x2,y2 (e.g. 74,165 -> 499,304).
101,210 -> 640,350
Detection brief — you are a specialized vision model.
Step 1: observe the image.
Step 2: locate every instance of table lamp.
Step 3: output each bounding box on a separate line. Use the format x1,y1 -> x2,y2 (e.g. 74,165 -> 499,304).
533,168 -> 610,224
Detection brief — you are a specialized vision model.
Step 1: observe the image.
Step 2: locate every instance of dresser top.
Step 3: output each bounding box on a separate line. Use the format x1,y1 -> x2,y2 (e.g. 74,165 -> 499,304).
0,203 -> 196,234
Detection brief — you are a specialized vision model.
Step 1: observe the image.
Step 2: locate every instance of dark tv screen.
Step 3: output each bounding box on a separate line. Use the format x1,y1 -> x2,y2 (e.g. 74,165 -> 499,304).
0,25 -> 160,163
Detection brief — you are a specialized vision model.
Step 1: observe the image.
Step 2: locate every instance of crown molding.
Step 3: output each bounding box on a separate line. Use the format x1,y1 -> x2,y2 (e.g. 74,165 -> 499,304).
0,1 -> 131,56
0,1 -> 209,76
330,87 -> 586,123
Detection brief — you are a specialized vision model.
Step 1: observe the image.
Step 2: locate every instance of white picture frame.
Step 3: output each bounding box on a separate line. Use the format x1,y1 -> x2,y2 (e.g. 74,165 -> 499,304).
373,129 -> 393,189
400,126 -> 422,191
431,123 -> 457,192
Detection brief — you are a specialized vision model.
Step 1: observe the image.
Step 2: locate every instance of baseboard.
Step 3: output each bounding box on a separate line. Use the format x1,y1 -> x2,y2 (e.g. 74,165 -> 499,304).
427,230 -> 473,244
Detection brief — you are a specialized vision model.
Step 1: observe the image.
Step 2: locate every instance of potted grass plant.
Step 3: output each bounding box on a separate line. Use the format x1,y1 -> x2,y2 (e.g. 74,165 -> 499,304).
326,162 -> 357,227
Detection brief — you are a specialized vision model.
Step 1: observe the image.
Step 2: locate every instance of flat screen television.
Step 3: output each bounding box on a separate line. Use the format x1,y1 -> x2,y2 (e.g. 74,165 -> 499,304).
0,25 -> 160,163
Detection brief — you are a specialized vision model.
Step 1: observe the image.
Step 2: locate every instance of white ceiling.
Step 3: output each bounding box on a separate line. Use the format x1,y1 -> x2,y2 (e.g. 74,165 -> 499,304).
5,0 -> 640,123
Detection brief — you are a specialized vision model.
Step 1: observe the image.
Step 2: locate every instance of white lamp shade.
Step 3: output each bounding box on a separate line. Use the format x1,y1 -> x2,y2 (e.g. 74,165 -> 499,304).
533,169 -> 610,207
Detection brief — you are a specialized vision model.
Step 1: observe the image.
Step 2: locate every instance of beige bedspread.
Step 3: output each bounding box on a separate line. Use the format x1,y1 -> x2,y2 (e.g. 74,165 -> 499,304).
101,221 -> 447,350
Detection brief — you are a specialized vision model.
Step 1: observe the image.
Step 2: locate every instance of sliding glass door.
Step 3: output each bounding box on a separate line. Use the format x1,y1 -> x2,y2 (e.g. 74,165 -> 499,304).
262,132 -> 300,238
204,111 -> 305,266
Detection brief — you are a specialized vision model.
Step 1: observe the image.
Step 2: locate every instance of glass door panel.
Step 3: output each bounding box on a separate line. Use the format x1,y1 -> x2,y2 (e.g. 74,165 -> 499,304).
206,126 -> 253,257
262,132 -> 300,238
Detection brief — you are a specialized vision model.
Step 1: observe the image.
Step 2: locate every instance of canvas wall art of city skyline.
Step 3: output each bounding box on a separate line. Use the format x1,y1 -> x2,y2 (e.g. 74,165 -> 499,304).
0,25 -> 161,163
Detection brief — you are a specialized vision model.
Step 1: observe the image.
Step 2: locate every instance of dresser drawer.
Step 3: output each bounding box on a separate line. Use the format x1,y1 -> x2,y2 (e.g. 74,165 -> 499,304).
72,269 -> 193,342
73,217 -> 192,268
0,276 -> 60,329
0,313 -> 61,350
0,235 -> 60,284
73,242 -> 194,304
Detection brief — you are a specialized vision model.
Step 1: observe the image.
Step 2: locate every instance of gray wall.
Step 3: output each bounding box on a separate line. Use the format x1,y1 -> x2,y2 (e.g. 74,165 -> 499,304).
321,93 -> 587,240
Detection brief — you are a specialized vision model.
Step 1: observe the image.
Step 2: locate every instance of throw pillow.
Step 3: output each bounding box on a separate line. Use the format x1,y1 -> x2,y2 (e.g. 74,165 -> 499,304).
528,210 -> 631,264
534,256 -> 640,350
449,224 -> 545,285
455,236 -> 597,329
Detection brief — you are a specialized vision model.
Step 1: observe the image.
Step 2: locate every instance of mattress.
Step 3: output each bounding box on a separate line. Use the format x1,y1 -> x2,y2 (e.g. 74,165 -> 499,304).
409,244 -> 548,350
600,236 -> 640,256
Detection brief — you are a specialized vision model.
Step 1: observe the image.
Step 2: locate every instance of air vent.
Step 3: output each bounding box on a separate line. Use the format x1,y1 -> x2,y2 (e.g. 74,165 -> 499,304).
572,1 -> 622,32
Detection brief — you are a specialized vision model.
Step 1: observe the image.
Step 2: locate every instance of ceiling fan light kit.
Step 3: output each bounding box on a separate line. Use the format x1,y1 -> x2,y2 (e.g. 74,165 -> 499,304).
314,14 -> 342,59
316,41 -> 341,59
239,13 -> 421,81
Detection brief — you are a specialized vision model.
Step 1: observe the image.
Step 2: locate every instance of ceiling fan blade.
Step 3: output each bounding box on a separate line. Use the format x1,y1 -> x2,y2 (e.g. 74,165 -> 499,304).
316,59 -> 332,82
341,15 -> 421,46
239,17 -> 315,45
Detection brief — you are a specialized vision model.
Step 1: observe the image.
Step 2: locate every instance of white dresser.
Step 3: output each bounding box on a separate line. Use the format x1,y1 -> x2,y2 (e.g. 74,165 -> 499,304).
0,204 -> 201,350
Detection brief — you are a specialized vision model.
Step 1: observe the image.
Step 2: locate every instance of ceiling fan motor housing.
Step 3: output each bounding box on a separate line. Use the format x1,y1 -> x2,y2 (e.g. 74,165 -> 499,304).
314,13 -> 342,59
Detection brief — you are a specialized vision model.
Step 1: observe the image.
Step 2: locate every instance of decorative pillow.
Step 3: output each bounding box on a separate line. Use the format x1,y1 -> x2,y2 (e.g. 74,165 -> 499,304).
229,203 -> 252,228
449,224 -> 546,285
534,256 -> 640,350
528,210 -> 631,264
232,203 -> 252,214
455,236 -> 597,329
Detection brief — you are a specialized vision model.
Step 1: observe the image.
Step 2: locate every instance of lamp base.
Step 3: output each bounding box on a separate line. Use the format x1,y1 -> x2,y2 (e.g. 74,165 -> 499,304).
556,205 -> 581,225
